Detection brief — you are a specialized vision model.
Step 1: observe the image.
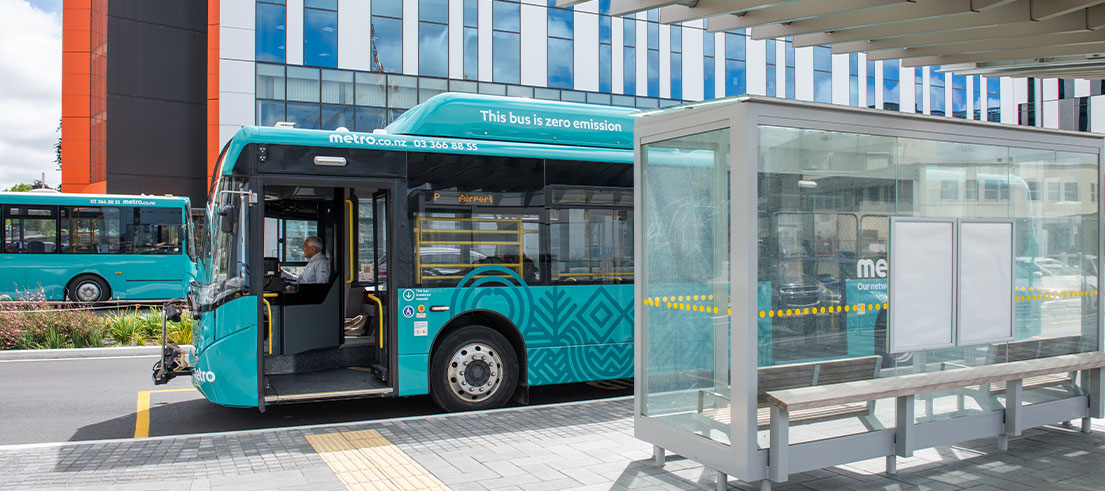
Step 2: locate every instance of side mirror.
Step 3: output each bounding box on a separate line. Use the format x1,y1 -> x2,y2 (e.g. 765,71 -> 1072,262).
164,303 -> 183,323
219,204 -> 237,234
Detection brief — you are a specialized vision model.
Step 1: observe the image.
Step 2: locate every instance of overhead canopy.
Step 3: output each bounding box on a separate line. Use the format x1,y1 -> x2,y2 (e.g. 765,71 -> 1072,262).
557,0 -> 1105,79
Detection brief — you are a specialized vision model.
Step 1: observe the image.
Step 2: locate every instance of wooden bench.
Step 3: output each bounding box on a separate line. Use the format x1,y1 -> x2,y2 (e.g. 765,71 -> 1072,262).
696,355 -> 883,431
986,336 -> 1082,395
764,352 -> 1105,488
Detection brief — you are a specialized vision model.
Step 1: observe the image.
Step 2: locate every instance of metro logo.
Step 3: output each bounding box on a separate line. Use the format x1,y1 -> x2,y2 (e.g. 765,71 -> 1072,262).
857,258 -> 888,278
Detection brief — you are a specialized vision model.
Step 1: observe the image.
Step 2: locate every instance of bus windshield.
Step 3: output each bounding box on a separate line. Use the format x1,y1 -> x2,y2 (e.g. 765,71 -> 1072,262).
196,177 -> 250,308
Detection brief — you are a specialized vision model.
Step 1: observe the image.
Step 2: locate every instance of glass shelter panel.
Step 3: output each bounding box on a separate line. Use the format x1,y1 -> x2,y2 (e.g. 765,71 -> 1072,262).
641,128 -> 731,445
756,124 -> 1100,425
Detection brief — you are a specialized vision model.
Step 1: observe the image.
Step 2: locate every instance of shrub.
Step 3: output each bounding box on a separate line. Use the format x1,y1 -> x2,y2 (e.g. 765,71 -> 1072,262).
103,306 -> 193,346
0,291 -> 107,350
104,310 -> 142,346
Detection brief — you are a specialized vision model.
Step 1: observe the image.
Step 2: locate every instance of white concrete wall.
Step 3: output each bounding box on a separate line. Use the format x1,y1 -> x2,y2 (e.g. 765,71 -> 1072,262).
338,0 -> 372,71
402,0 -> 418,74
575,3 -> 599,92
221,0 -> 257,149
520,2 -> 547,87
794,46 -> 813,101
448,0 -> 462,79
611,16 -> 623,94
682,20 -> 704,101
286,0 -> 303,65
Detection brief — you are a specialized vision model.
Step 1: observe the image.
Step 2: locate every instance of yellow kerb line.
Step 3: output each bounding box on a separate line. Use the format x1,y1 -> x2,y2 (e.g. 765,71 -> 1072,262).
134,388 -> 198,438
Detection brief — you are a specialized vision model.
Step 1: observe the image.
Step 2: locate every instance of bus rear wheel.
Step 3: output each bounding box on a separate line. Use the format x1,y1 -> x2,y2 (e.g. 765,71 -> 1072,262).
430,325 -> 518,412
68,275 -> 109,303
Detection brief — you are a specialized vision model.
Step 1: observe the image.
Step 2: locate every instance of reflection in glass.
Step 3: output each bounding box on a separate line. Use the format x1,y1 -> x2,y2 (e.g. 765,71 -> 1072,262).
304,8 -> 337,68
256,2 -> 287,63
372,16 -> 403,72
419,21 -> 449,78
493,31 -> 520,84
287,66 -> 320,102
286,102 -> 321,129
548,38 -> 573,89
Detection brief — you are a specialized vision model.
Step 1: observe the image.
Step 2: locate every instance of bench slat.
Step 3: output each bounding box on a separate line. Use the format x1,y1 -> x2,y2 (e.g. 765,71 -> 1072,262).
768,352 -> 1105,412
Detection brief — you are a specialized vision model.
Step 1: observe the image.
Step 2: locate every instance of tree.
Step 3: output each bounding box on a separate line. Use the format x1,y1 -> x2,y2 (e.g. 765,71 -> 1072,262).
3,184 -> 33,192
54,118 -> 61,170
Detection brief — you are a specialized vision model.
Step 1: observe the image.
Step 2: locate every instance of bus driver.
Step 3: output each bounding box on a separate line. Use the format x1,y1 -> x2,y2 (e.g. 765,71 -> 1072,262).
282,236 -> 330,285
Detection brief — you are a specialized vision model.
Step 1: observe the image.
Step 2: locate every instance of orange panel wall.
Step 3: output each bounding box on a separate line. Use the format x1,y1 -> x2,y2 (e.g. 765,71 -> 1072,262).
207,0 -> 220,193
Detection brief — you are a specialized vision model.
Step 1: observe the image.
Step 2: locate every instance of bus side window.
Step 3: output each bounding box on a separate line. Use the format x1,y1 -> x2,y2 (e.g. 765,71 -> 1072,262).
548,187 -> 633,285
3,206 -> 58,254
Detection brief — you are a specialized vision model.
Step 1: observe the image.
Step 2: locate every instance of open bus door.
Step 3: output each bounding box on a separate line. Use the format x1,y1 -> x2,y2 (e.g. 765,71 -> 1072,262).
255,180 -> 398,405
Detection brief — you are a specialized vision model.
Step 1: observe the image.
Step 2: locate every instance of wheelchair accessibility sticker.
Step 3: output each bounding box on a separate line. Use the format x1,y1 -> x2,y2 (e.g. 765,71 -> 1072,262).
402,305 -> 415,318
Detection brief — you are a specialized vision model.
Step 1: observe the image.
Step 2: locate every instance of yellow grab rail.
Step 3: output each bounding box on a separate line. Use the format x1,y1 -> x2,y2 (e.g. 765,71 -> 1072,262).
363,293 -> 384,349
262,292 -> 278,355
345,199 -> 354,284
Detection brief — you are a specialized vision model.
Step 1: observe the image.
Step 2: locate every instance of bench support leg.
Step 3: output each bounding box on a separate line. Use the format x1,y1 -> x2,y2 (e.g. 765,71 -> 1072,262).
653,445 -> 665,466
1004,378 -> 1023,437
1081,417 -> 1093,434
759,478 -> 771,491
715,470 -> 727,491
885,455 -> 897,475
997,434 -> 1009,451
1086,368 -> 1104,419
768,406 -> 789,483
895,395 -> 914,458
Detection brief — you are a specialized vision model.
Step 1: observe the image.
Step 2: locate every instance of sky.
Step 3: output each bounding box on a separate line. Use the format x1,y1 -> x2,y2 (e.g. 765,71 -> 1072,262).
0,0 -> 62,190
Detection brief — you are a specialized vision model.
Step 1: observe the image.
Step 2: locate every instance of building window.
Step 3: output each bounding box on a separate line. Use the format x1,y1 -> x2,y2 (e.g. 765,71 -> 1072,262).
849,53 -> 858,107
972,75 -> 982,119
599,0 -> 612,93
646,10 -> 659,97
785,38 -> 795,99
1065,182 -> 1079,202
1092,183 -> 1097,202
419,0 -> 449,78
813,45 -> 831,103
463,0 -> 478,80
940,180 -> 958,201
256,0 -> 287,64
321,69 -> 354,129
547,2 -> 573,89
304,0 -> 337,68
493,0 -> 521,84
286,66 -> 321,129
372,0 -> 403,72
1027,180 -> 1039,201
952,74 -> 966,118
983,180 -> 999,201
670,25 -> 682,100
623,17 -> 635,94
703,31 -> 714,100
864,59 -> 874,107
915,63 -> 923,114
1048,181 -> 1061,201
765,38 -> 776,97
965,179 -> 978,201
883,60 -> 899,111
724,30 -> 745,96
930,66 -> 945,116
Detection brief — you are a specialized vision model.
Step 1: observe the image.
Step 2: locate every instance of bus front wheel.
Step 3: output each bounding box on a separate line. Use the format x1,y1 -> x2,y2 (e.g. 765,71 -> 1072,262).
430,325 -> 518,412
67,275 -> 109,303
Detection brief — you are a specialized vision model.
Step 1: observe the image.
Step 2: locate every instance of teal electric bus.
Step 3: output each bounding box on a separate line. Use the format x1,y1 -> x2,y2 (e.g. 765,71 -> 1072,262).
171,94 -> 637,411
0,191 -> 194,302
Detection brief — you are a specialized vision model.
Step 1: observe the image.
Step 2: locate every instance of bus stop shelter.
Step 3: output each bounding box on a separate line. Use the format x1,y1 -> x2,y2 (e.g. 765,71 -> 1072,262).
633,96 -> 1105,489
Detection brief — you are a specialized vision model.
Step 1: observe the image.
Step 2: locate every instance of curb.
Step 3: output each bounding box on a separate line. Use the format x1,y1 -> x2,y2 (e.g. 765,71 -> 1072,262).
0,345 -> 191,361
0,394 -> 634,452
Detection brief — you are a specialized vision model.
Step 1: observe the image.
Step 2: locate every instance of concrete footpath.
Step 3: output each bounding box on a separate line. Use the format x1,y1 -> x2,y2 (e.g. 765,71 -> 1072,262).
1,396 -> 1104,491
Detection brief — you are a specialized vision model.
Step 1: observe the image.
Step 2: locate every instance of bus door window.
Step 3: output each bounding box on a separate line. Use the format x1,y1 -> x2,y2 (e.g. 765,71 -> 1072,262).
132,208 -> 184,254
354,189 -> 389,286
3,206 -> 58,253
548,186 -> 633,285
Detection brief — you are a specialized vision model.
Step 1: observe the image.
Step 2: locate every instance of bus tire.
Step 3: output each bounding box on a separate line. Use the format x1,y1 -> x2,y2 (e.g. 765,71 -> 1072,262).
67,275 -> 109,303
430,325 -> 518,412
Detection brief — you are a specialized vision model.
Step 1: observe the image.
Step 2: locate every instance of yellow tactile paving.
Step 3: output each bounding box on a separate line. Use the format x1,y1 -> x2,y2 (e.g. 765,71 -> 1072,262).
305,430 -> 449,491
